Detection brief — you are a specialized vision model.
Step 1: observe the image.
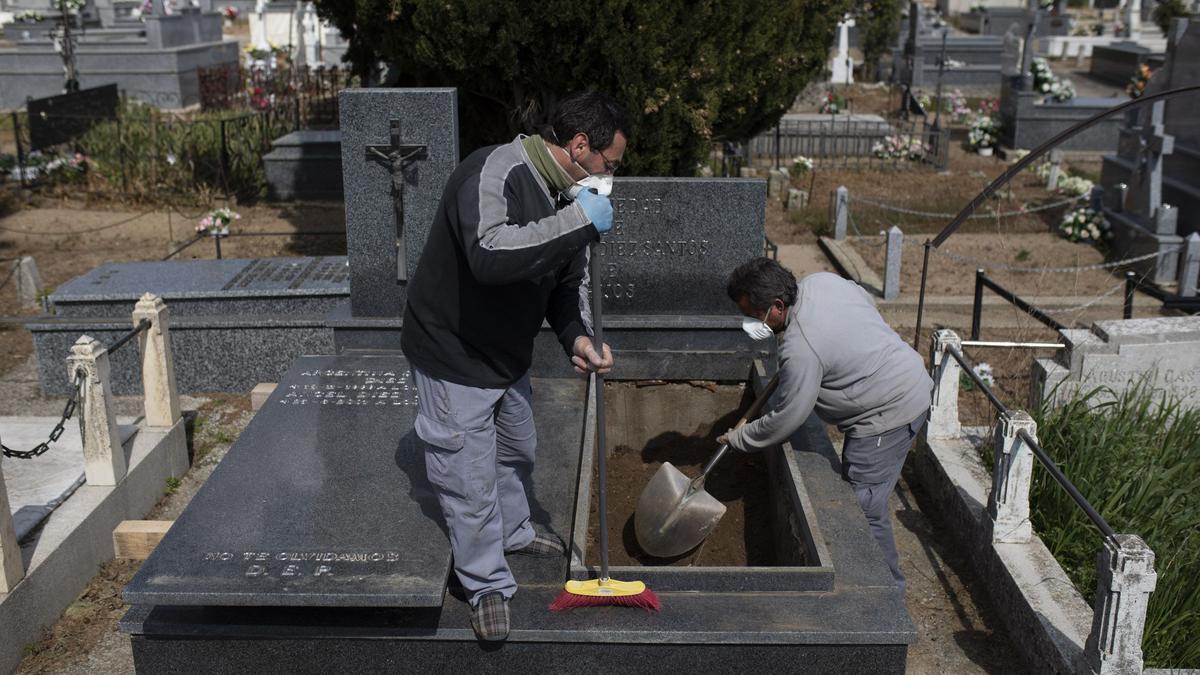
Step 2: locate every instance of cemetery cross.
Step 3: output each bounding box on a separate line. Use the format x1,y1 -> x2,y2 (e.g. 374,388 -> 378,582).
366,119 -> 429,282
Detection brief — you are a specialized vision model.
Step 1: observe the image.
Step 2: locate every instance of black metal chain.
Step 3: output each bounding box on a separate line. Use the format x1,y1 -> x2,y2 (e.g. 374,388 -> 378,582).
2,370 -> 86,459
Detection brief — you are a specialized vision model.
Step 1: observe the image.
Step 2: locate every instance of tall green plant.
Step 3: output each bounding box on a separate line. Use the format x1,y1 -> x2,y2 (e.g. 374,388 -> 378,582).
313,0 -> 849,175
856,0 -> 901,80
1030,383 -> 1200,668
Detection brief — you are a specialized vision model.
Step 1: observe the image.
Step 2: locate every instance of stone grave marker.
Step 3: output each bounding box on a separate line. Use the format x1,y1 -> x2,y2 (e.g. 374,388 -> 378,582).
338,88 -> 459,318
597,178 -> 765,315
49,257 -> 350,317
1033,317 -> 1200,409
124,354 -> 450,606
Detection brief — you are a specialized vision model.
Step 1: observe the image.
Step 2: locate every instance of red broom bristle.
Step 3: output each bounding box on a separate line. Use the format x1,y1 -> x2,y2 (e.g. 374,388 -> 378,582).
548,588 -> 661,612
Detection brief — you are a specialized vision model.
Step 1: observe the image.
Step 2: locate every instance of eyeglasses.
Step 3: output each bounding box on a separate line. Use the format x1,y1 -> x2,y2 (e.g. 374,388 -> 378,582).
595,147 -> 620,174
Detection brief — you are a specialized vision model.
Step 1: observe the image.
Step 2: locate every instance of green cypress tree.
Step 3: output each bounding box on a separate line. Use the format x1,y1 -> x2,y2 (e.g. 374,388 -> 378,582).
314,0 -> 849,175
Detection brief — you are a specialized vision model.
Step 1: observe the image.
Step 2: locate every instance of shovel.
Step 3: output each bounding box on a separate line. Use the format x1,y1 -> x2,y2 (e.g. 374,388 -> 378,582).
634,373 -> 781,558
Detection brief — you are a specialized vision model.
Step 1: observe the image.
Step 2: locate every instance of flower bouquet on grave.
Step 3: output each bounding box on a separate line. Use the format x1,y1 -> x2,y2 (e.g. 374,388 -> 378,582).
1127,64 -> 1153,99
1056,175 -> 1093,197
872,134 -> 928,161
197,208 -> 240,237
947,89 -> 971,122
968,114 -> 998,155
791,155 -> 814,177
1059,207 -> 1109,244
222,5 -> 239,20
818,92 -> 846,115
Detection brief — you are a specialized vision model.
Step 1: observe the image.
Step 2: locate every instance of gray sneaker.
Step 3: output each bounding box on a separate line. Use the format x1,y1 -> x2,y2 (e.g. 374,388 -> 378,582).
470,592 -> 510,642
506,528 -> 565,558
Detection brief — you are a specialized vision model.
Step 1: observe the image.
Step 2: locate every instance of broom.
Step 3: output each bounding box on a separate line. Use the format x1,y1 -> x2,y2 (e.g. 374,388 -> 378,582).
549,242 -> 660,612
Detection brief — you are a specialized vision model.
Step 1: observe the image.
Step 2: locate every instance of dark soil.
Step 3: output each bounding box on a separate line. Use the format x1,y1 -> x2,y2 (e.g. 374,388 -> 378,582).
585,385 -> 780,567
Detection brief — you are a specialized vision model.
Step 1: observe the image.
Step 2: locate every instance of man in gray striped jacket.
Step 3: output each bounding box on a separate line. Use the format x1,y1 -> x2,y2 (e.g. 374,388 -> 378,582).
402,91 -> 627,641
720,258 -> 933,592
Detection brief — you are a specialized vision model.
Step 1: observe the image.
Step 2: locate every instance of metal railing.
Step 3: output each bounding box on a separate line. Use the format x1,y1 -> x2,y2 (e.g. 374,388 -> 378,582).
946,344 -> 1118,545
929,329 -> 1156,673
970,269 -> 1069,340
747,115 -> 950,171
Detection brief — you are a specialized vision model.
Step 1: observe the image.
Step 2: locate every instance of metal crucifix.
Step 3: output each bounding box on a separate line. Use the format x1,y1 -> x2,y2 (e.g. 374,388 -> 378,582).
366,119 -> 428,282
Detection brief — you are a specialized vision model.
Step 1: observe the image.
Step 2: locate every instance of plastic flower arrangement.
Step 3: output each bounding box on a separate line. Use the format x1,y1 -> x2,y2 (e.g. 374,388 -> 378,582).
222,5 -> 238,19
818,92 -> 846,115
960,362 -> 995,391
197,208 -> 240,236
1057,175 -> 1094,196
968,115 -> 998,149
872,134 -> 928,161
1031,58 -> 1075,102
1127,63 -> 1152,99
1059,207 -> 1108,244
791,155 -> 814,176
947,89 -> 970,122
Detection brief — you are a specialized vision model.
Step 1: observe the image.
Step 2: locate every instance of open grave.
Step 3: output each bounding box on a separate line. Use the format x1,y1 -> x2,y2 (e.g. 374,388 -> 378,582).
116,88 -> 914,672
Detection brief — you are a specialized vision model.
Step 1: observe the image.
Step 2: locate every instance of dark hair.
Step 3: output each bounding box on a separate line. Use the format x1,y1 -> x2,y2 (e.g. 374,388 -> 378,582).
726,257 -> 798,310
541,90 -> 629,151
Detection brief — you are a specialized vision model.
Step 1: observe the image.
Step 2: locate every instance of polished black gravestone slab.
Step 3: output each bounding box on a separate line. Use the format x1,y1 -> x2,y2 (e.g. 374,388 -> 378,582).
49,257 -> 349,318
124,353 -> 451,607
121,409 -> 914,674
592,177 -> 764,315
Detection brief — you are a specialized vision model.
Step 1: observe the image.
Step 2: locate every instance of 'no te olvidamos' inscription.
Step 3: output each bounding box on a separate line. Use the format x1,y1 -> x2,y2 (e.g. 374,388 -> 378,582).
203,550 -> 403,579
276,369 -> 419,407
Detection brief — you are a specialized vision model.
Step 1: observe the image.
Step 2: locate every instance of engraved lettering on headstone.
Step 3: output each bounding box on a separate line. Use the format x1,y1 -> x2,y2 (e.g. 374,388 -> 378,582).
245,564 -> 267,577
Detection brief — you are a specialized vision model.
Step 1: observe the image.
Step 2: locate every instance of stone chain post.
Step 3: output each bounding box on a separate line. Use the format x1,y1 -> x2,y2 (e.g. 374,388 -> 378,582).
927,329 -> 962,439
1045,149 -> 1062,191
0,444 -> 24,592
1086,534 -> 1157,675
986,411 -> 1036,544
833,185 -> 849,240
14,256 -> 43,310
67,336 -> 127,486
884,225 -> 903,301
133,294 -> 181,428
1178,232 -> 1199,298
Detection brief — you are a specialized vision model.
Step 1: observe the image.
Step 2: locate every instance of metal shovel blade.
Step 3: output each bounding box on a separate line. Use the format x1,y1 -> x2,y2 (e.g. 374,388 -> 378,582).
634,461 -> 727,558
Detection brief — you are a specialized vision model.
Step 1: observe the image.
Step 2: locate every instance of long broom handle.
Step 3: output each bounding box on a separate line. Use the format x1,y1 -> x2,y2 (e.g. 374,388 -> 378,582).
588,243 -> 611,581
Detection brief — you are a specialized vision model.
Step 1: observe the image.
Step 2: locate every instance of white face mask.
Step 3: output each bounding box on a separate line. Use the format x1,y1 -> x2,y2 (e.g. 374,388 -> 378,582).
563,145 -> 614,199
742,316 -> 774,341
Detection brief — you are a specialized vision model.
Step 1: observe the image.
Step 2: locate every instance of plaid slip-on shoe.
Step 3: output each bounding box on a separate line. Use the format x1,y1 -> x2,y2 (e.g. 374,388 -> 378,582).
505,528 -> 565,558
470,592 -> 510,642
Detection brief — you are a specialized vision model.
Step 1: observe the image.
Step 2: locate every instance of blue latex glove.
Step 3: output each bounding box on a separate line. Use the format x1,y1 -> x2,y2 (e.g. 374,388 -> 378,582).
575,189 -> 613,233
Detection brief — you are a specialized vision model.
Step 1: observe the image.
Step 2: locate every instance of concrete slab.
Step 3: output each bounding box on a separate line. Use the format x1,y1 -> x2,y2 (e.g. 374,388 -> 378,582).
2,416 -> 138,540
0,418 -> 188,675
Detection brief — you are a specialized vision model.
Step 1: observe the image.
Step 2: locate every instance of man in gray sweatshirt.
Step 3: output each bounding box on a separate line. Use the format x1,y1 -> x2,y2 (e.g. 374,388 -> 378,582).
719,258 -> 932,590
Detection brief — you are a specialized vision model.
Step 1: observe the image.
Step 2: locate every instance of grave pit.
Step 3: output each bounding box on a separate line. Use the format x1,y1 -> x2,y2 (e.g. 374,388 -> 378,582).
585,381 -> 782,568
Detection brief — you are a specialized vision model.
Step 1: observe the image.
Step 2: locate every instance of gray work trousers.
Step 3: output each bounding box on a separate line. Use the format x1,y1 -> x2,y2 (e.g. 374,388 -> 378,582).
412,367 -> 537,607
841,411 -> 928,592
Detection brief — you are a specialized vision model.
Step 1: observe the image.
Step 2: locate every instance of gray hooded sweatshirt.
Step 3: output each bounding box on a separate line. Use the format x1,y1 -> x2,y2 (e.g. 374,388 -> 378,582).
728,272 -> 933,451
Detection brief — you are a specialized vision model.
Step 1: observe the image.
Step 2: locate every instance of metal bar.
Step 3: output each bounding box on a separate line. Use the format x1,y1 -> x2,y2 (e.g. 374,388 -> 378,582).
971,268 -> 985,340
913,239 -> 932,349
978,272 -> 1067,333
948,346 -> 1009,413
1018,428 -> 1118,544
11,110 -> 29,190
1124,270 -> 1136,319
961,341 -> 1065,349
107,318 -> 150,355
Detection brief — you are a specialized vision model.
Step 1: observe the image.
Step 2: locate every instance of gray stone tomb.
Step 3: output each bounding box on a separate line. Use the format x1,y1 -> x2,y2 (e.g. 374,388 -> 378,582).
113,87 -> 916,671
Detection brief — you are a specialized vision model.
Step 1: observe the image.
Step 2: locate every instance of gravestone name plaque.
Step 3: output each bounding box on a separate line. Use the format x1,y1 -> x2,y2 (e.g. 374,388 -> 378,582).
598,178 -> 765,315
124,354 -> 452,607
